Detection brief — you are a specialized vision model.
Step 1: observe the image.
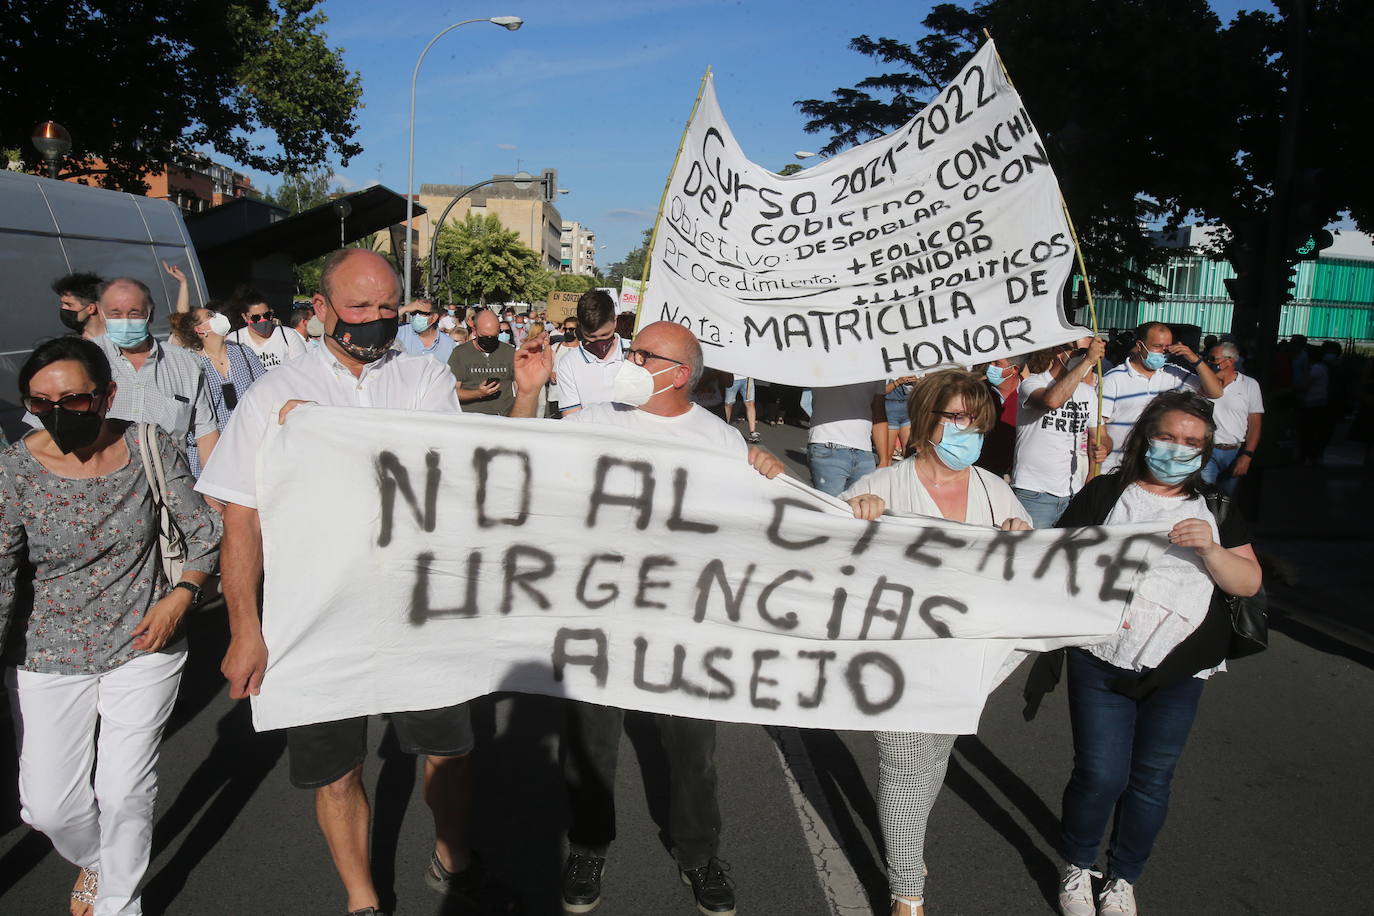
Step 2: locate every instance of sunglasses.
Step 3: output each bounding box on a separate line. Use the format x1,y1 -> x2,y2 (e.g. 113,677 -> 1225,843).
24,390 -> 104,415
247,313 -> 273,323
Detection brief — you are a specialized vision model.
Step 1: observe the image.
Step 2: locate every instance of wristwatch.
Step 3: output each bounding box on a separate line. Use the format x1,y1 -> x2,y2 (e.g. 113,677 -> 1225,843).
172,580 -> 204,608
1239,449 -> 1255,458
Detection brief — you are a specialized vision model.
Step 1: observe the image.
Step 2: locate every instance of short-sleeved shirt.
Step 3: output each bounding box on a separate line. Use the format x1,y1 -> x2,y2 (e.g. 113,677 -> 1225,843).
556,339 -> 629,414
185,342 -> 266,476
1211,372 -> 1264,446
808,382 -> 886,451
395,323 -> 458,365
195,345 -> 461,509
93,335 -> 219,443
1099,360 -> 1200,472
226,325 -> 307,370
448,340 -> 517,416
1012,371 -> 1104,497
564,401 -> 748,458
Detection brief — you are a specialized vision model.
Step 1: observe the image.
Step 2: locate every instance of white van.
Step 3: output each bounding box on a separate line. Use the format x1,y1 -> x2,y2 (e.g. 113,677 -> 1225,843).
0,170 -> 207,440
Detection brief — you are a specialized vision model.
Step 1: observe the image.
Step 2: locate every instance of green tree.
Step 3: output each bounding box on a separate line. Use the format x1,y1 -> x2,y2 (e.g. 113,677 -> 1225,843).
553,273 -> 599,293
262,166 -> 344,296
2,0 -> 362,190
796,0 -> 1372,364
604,228 -> 653,288
434,213 -> 543,305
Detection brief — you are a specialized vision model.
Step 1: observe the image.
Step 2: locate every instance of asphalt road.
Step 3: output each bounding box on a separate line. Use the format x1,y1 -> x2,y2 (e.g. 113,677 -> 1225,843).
2,416 -> 1371,915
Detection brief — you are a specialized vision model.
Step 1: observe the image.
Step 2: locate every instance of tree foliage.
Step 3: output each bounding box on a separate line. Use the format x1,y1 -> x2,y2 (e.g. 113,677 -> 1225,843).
2,0 -> 363,190
795,0 -> 1373,323
604,228 -> 653,288
261,166 -> 345,296
553,273 -> 599,293
434,214 -> 544,305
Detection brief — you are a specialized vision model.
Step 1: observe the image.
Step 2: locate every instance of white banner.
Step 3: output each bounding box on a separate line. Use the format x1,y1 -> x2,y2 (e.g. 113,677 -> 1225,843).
619,278 -> 645,311
251,408 -> 1168,734
642,41 -> 1083,386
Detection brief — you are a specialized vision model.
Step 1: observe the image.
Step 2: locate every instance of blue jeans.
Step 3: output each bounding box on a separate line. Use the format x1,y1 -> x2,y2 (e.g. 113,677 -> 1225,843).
1012,487 -> 1070,529
1202,447 -> 1241,496
808,443 -> 875,497
1060,649 -> 1205,883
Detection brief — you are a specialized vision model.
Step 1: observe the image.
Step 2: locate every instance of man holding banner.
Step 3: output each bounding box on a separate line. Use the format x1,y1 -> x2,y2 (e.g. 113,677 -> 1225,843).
196,248 -> 550,916
558,319 -> 785,916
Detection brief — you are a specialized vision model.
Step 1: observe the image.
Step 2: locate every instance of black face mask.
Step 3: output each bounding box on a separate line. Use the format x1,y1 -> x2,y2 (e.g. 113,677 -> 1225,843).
329,314 -> 398,362
475,335 -> 501,353
59,308 -> 88,332
38,406 -> 105,454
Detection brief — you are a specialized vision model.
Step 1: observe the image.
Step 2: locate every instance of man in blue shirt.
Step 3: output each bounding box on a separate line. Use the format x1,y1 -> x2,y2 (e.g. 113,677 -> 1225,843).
394,299 -> 456,365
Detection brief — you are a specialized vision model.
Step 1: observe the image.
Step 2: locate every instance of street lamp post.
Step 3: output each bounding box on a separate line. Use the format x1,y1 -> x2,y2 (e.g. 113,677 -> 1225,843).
404,15 -> 523,305
31,121 -> 72,179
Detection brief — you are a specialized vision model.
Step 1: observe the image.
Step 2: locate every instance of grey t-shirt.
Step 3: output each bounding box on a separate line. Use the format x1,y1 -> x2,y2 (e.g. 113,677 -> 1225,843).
0,425 -> 222,674
448,340 -> 516,416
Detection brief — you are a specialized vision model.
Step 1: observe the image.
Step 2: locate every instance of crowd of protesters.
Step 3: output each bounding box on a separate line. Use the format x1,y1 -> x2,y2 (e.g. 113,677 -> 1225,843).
13,251 -> 1374,916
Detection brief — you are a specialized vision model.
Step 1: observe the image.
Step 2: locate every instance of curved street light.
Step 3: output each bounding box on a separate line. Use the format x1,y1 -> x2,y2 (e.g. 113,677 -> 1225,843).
426,172 -> 564,297
405,16 -> 524,303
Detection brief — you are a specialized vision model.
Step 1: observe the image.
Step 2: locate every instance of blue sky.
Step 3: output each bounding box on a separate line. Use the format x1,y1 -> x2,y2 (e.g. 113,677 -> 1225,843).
233,0 -> 1272,268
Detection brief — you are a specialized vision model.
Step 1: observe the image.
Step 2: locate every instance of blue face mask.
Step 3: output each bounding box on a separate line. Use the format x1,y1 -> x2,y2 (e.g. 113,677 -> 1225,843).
985,365 -> 1007,385
931,422 -> 984,471
105,317 -> 149,349
1145,440 -> 1202,485
409,314 -> 431,333
1142,350 -> 1168,371
498,332 -> 512,344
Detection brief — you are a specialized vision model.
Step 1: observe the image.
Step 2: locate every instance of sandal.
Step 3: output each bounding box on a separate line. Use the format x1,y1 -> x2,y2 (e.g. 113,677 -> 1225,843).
70,866 -> 98,916
890,896 -> 924,916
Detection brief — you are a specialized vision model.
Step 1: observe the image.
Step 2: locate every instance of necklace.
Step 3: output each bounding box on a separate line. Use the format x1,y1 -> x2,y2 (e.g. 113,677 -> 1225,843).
915,459 -> 963,490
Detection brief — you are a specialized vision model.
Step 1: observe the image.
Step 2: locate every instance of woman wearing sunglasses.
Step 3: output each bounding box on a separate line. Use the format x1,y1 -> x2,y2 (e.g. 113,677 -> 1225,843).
169,301 -> 265,477
0,337 -> 221,916
839,368 -> 1032,916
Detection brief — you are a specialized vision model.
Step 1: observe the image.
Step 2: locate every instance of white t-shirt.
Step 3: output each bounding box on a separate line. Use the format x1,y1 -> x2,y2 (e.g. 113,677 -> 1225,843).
1087,484 -> 1224,679
226,325 -> 307,370
1012,371 -> 1105,497
1099,360 -> 1200,472
556,339 -> 628,414
195,346 -> 461,509
565,402 -> 748,458
1211,372 -> 1264,446
808,382 -> 886,451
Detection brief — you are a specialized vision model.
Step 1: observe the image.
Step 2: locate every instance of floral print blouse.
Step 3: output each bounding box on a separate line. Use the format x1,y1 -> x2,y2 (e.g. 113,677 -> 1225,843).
0,425 -> 222,675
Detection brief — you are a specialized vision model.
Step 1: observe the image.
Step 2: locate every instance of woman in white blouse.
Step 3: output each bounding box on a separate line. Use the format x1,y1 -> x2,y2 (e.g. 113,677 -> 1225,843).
841,369 -> 1032,916
1051,390 -> 1261,916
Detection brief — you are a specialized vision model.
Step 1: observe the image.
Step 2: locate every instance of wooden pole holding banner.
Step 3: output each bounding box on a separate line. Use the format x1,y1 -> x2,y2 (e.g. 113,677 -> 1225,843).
985,32 -> 1106,479
634,67 -> 712,333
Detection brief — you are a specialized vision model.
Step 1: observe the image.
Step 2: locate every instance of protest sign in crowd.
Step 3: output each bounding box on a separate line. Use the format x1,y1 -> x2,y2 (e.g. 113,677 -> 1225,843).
3,38 -> 1314,916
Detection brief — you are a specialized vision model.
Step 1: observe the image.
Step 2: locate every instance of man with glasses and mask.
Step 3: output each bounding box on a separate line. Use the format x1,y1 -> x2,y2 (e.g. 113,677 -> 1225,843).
1012,337 -> 1112,528
395,298 -> 456,365
226,288 -> 306,370
556,289 -> 629,417
1100,322 -> 1222,472
196,249 -> 551,916
448,309 -> 516,415
556,320 -> 783,916
1201,340 -> 1263,494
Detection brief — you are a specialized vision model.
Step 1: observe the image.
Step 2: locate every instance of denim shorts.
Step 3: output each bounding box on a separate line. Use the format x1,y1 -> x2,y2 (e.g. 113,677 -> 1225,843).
725,377 -> 755,403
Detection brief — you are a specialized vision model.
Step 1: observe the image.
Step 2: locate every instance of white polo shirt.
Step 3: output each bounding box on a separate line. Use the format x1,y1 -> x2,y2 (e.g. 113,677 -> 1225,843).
555,339 -> 629,414
1099,360 -> 1199,472
1211,372 -> 1264,446
196,345 -> 460,509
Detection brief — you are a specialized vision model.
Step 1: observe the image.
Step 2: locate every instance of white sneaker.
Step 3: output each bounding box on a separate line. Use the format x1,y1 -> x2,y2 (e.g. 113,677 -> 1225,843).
1098,877 -> 1137,916
1058,864 -> 1099,916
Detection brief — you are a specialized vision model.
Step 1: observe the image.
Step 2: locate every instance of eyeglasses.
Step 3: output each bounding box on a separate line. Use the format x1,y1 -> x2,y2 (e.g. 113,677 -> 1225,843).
247,313 -> 273,323
24,390 -> 104,415
931,410 -> 975,430
625,348 -> 685,368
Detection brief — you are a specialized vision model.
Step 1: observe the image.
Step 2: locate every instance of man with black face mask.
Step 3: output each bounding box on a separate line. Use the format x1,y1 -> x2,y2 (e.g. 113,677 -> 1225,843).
196,248 -> 549,916
447,309 -> 516,416
556,289 -> 627,417
51,271 -> 105,339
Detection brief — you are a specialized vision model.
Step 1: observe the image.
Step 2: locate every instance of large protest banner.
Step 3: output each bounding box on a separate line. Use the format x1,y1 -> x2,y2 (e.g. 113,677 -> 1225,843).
641,42 -> 1084,385
251,408 -> 1168,734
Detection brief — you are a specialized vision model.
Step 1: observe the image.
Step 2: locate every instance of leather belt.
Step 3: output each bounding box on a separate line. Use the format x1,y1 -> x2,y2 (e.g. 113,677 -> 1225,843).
1214,443 -> 1242,450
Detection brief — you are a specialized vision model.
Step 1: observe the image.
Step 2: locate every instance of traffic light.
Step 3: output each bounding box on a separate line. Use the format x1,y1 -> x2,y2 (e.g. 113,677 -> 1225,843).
541,168 -> 559,203
1294,228 -> 1334,261
1278,261 -> 1299,304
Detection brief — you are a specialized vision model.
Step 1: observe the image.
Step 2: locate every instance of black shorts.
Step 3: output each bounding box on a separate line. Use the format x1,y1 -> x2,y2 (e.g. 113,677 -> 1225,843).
286,703 -> 475,789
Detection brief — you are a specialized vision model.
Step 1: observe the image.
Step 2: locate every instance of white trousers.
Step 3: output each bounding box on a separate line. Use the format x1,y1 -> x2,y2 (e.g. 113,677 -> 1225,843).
6,649 -> 185,916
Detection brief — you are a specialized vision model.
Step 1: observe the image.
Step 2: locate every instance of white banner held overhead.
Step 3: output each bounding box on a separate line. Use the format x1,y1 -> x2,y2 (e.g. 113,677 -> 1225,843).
642,41 -> 1083,386
251,408 -> 1167,734
619,278 -> 645,312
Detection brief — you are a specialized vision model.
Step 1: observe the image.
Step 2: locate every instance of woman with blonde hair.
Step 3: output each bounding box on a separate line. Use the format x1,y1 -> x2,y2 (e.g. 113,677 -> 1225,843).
841,368 -> 1032,916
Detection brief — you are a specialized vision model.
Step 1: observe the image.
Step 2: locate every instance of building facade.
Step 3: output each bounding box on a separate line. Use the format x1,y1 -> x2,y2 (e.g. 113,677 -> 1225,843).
61,153 -> 255,214
405,172 -> 563,273
560,221 -> 597,275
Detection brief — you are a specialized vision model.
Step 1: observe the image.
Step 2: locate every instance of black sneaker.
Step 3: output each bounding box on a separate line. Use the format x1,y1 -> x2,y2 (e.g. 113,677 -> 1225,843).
425,851 -> 518,914
561,852 -> 606,913
679,858 -> 735,915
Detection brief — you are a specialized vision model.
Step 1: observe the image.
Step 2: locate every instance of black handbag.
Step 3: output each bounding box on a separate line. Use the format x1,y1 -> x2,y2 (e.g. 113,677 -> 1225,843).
1203,490 -> 1269,659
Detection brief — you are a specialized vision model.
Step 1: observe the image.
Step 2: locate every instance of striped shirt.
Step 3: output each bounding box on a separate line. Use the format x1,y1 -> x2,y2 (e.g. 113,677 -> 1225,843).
1099,359 -> 1199,472
93,335 -> 219,444
184,342 -> 266,476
